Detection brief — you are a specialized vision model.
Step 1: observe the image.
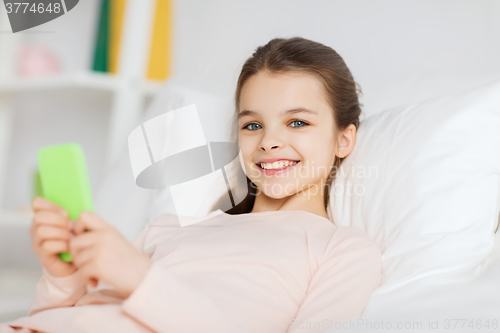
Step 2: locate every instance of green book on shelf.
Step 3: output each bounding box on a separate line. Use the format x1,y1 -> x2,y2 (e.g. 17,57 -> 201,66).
92,0 -> 110,72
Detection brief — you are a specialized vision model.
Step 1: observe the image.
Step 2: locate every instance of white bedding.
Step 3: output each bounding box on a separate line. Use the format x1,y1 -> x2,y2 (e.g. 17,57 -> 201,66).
333,232 -> 500,333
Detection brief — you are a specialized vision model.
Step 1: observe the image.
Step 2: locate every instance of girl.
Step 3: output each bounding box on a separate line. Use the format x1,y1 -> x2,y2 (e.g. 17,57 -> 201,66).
2,37 -> 382,333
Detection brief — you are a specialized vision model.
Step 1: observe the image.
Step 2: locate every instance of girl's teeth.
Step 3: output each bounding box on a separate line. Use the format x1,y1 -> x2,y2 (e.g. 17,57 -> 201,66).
260,161 -> 298,170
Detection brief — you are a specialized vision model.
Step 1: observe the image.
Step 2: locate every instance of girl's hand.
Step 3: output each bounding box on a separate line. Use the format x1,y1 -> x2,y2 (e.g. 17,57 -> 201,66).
69,211 -> 152,299
30,197 -> 78,278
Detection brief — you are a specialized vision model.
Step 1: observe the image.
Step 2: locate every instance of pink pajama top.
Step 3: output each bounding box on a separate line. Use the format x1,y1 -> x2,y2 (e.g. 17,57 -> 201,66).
3,209 -> 382,333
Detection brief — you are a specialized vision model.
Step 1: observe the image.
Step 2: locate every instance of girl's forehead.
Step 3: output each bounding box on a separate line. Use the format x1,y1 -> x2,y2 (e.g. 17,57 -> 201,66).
239,71 -> 331,116
244,71 -> 324,94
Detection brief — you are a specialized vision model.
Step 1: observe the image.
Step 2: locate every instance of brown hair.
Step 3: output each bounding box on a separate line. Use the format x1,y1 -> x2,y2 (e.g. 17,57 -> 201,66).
216,36 -> 362,215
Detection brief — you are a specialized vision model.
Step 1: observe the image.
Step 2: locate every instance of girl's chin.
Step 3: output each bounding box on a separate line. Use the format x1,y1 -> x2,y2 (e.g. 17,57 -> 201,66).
250,181 -> 300,197
262,192 -> 295,200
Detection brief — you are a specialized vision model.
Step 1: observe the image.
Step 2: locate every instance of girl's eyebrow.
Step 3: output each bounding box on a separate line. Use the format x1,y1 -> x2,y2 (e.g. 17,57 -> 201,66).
238,107 -> 318,119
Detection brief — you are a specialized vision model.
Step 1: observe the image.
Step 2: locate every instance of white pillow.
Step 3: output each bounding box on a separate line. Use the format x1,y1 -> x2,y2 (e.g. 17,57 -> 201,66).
328,79 -> 500,315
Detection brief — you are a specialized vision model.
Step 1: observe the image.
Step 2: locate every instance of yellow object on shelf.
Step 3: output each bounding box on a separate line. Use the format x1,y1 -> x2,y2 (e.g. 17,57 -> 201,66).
146,0 -> 171,81
108,0 -> 127,74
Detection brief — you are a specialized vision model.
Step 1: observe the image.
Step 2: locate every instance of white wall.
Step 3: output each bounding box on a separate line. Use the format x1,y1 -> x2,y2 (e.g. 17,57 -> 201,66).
170,0 -> 500,118
169,0 -> 500,115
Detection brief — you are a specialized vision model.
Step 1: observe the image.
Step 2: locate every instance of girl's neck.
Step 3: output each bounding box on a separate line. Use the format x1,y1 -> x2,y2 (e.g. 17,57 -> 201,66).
250,187 -> 329,220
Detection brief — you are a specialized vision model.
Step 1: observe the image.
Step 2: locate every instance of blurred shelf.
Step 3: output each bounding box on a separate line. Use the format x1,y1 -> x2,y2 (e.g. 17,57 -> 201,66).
0,71 -> 163,97
0,210 -> 32,227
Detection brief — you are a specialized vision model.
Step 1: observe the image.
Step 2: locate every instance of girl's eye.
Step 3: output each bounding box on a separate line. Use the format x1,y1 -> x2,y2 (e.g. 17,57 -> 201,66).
242,120 -> 309,130
243,123 -> 262,131
289,120 -> 309,128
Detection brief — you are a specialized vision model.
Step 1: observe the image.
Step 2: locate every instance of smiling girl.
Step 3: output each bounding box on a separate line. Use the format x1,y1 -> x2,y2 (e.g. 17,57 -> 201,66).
223,37 -> 361,220
2,37 -> 382,333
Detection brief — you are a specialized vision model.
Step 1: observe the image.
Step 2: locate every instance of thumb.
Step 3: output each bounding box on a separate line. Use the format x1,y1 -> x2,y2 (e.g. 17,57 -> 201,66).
89,277 -> 99,288
73,211 -> 108,235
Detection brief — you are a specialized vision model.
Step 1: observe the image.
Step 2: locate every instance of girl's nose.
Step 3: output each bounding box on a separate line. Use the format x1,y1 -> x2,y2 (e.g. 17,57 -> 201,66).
258,130 -> 284,151
259,144 -> 279,151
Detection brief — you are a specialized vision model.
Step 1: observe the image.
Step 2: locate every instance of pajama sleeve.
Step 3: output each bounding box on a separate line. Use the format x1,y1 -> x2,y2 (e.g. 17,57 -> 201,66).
27,223 -> 152,316
121,262 -> 251,333
287,227 -> 383,332
27,267 -> 87,316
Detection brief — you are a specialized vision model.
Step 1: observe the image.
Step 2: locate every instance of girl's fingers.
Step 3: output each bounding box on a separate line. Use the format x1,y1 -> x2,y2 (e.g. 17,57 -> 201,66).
72,247 -> 93,268
31,211 -> 71,240
69,232 -> 95,257
33,225 -> 72,249
89,278 -> 99,288
72,248 -> 98,287
40,239 -> 70,255
33,211 -> 70,229
73,212 -> 109,235
32,197 -> 69,217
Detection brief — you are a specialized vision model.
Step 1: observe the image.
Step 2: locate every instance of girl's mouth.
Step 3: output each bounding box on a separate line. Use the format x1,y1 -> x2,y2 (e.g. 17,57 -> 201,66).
255,160 -> 300,176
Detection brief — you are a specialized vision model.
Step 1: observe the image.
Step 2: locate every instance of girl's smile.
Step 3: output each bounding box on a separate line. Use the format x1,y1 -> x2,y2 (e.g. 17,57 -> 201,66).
255,159 -> 301,176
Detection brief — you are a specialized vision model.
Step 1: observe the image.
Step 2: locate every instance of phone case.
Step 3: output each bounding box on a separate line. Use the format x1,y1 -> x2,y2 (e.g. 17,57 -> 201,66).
37,143 -> 94,262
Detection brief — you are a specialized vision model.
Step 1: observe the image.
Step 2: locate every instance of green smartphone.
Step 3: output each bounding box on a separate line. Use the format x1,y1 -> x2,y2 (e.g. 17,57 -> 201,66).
37,143 -> 94,262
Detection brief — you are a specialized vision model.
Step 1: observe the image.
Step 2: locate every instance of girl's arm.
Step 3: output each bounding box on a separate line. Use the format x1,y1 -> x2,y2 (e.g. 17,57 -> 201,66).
27,224 -> 151,316
286,227 -> 383,332
27,267 -> 87,316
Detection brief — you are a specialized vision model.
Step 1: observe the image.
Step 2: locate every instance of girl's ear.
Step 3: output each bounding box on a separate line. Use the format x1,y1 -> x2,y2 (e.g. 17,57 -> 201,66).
336,124 -> 356,158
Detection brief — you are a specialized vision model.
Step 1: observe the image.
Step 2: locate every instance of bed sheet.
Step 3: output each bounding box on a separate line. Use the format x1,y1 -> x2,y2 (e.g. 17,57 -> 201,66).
332,237 -> 500,333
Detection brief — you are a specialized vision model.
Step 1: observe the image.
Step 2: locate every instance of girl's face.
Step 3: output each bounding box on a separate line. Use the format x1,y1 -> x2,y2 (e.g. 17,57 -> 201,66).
238,71 -> 338,199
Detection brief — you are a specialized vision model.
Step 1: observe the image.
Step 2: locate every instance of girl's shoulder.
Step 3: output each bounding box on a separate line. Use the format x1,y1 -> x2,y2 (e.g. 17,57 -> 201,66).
332,224 -> 377,243
325,224 -> 382,265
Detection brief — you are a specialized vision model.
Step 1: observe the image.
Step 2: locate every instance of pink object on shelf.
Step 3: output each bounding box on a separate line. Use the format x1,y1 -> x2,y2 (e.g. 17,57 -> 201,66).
18,44 -> 61,77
